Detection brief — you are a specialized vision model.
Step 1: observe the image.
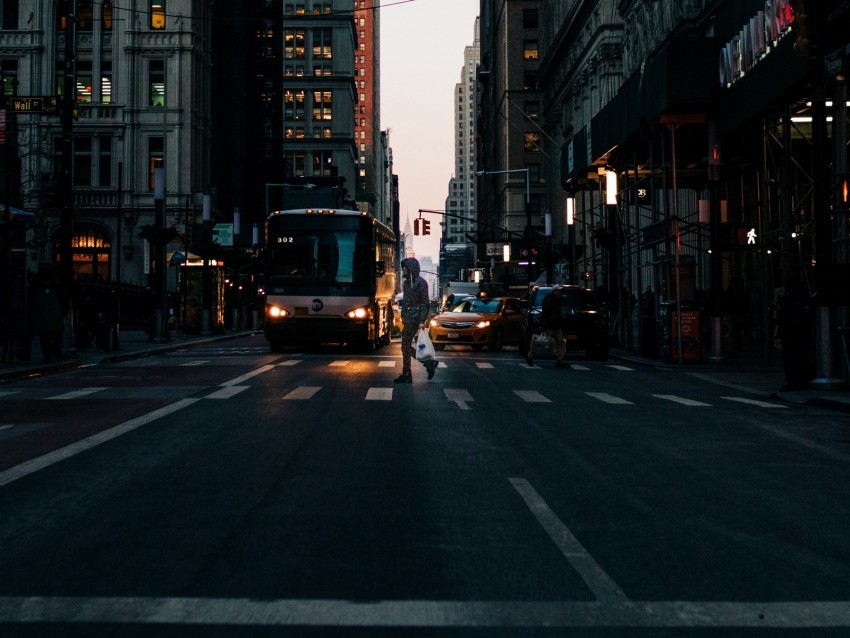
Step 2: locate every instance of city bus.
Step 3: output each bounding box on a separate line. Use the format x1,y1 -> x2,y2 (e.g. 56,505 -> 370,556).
263,208 -> 397,352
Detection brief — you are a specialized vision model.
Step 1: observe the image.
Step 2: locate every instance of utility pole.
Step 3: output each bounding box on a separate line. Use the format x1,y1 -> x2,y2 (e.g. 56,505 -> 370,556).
59,2 -> 76,351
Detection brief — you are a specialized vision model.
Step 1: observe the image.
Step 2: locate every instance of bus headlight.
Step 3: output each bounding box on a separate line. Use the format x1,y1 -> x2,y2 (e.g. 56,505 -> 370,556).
346,306 -> 370,319
266,305 -> 289,319
475,320 -> 491,329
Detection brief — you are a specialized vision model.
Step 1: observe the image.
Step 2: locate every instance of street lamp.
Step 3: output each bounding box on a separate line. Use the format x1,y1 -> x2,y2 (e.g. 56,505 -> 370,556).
475,168 -> 532,287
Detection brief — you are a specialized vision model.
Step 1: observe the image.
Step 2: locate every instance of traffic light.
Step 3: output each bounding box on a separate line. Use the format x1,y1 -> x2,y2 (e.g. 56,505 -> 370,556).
413,219 -> 420,235
422,219 -> 431,235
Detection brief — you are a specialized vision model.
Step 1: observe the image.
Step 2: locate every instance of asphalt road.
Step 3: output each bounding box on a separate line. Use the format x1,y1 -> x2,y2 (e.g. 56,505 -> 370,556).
1,333 -> 849,637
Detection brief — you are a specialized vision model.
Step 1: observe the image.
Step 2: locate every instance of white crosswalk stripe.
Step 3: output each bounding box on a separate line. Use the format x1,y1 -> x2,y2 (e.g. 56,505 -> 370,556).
366,387 -> 393,401
328,360 -> 351,367
378,361 -> 396,367
278,360 -> 302,366
606,365 -> 634,372
514,390 -> 551,403
476,362 -> 494,369
586,392 -> 633,405
721,396 -> 787,409
653,394 -> 711,407
283,386 -> 322,400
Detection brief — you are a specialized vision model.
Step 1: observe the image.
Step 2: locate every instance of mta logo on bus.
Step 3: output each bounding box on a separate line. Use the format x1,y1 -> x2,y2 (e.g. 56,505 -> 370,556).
312,299 -> 324,311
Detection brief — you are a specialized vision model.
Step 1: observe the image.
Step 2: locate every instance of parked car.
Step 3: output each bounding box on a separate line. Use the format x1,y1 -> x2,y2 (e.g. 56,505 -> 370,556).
519,285 -> 609,360
429,295 -> 523,351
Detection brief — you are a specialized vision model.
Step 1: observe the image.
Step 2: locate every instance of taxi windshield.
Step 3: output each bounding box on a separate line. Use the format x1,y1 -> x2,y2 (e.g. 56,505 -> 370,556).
451,298 -> 503,313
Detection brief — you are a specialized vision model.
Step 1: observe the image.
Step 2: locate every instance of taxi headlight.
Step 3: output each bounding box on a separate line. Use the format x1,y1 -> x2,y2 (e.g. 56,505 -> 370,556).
266,305 -> 288,319
430,318 -> 439,327
346,306 -> 370,319
475,320 -> 491,329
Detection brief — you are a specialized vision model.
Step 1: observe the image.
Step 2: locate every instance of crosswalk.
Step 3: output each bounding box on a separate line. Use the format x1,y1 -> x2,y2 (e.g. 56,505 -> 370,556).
0,359 -> 788,411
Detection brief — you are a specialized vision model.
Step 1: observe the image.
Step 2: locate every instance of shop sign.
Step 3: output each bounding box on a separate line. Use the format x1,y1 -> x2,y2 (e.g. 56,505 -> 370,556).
719,0 -> 794,88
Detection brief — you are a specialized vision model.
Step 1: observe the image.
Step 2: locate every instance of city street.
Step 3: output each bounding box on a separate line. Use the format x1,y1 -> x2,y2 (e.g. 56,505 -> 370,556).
1,333 -> 849,637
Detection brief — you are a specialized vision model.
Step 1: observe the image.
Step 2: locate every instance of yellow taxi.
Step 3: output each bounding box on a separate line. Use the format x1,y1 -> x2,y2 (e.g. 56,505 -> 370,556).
428,294 -> 523,351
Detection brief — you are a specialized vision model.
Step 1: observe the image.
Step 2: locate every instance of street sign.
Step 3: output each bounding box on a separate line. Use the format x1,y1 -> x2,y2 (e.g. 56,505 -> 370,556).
8,96 -> 61,115
213,223 -> 233,247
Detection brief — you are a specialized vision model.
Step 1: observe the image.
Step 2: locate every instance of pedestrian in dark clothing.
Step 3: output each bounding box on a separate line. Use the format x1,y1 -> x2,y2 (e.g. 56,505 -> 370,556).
776,273 -> 812,391
32,270 -> 65,364
528,285 -> 569,368
396,257 -> 437,383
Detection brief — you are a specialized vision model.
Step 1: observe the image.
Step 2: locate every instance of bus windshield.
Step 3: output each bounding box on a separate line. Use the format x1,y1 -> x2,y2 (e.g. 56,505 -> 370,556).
266,215 -> 372,295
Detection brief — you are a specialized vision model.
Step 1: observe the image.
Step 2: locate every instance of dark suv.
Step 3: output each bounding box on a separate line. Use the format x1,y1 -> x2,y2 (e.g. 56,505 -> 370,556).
519,285 -> 610,360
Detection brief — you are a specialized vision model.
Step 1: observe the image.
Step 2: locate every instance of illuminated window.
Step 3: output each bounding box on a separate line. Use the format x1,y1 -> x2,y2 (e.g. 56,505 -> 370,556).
312,29 -> 333,60
312,90 -> 332,121
523,132 -> 540,151
76,60 -> 92,102
285,29 -> 306,59
77,0 -> 93,31
149,59 -> 165,106
148,137 -> 163,190
102,1 -> 113,30
523,40 -> 538,60
150,0 -> 165,30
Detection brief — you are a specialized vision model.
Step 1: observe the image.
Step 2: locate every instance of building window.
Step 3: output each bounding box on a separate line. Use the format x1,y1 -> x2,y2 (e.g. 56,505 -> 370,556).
76,0 -> 93,30
102,0 -> 113,30
522,9 -> 538,29
312,90 -> 333,121
527,162 -> 541,183
523,40 -> 539,60
313,152 -> 333,177
284,89 -> 306,120
150,0 -> 165,30
524,101 -> 539,121
76,60 -> 92,102
99,136 -> 113,186
523,132 -> 540,152
1,60 -> 16,98
523,71 -> 537,91
149,59 -> 165,106
73,136 -> 92,186
148,137 -> 163,190
0,0 -> 18,29
312,28 -> 332,60
285,29 -> 306,59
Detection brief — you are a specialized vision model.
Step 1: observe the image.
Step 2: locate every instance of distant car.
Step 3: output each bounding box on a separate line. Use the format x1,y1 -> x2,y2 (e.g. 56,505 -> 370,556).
429,295 -> 523,351
520,285 -> 609,360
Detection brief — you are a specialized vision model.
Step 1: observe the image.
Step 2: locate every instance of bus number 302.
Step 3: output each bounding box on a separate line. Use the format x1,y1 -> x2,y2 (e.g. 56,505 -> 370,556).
276,236 -> 294,244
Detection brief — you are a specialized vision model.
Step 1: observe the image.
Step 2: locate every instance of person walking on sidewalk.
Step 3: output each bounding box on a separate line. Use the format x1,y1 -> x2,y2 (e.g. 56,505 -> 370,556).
528,285 -> 569,368
395,257 -> 437,383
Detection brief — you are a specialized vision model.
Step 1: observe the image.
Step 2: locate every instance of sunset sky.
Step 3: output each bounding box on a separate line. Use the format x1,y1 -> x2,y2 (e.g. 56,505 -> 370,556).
380,0 -> 480,263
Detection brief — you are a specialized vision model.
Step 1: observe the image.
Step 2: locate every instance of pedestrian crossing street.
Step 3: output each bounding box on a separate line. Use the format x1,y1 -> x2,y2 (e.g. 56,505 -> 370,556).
0,358 -> 788,410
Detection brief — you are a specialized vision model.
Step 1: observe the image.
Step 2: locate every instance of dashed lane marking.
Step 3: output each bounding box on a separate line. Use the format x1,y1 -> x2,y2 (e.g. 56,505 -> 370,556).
46,387 -> 108,400
278,360 -> 302,366
220,365 -> 276,386
0,390 -> 21,398
365,387 -> 393,401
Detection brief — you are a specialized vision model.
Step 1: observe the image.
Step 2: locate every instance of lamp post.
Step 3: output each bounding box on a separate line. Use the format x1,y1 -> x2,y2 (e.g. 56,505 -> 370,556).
476,168 -> 532,287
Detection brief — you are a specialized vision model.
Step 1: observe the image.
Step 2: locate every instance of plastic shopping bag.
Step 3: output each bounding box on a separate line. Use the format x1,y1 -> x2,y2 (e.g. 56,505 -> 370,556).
529,332 -> 555,358
415,329 -> 436,361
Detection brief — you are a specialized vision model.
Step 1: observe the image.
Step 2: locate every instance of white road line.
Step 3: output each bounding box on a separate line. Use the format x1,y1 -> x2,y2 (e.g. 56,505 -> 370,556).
329,360 -> 351,367
444,388 -> 473,410
204,386 -> 250,400
653,394 -> 711,407
514,390 -> 551,403
586,392 -> 633,405
283,386 -> 322,400
722,396 -> 788,409
46,387 -> 108,400
510,477 -> 628,602
0,425 -> 13,431
0,398 -> 199,488
179,360 -> 210,367
366,388 -> 393,401
476,362 -> 494,369
0,390 -> 21,398
378,361 -> 396,367
571,364 -> 591,371
220,365 -> 276,386
278,360 -> 302,366
606,365 -> 634,372
1,596 -> 850,629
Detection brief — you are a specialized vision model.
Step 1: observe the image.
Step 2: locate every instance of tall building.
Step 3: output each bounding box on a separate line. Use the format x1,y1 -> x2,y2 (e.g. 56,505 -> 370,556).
477,0 -> 545,292
353,1 -> 382,217
0,0 -> 213,288
443,19 -> 480,256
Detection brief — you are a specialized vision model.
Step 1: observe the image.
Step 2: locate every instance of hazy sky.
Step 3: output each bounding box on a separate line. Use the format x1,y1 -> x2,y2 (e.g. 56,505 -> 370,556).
380,0 -> 480,263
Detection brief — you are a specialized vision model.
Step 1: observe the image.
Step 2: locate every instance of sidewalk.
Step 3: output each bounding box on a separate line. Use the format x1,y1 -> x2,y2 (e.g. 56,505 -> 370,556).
3,330 -> 849,413
609,345 -> 850,413
0,329 -> 247,382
